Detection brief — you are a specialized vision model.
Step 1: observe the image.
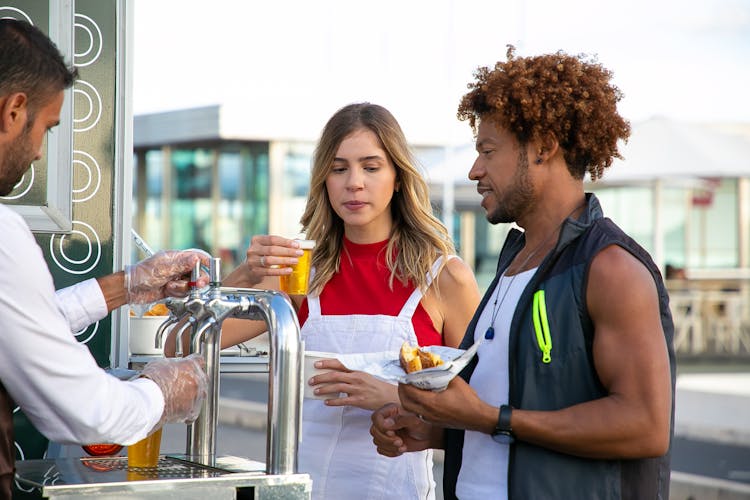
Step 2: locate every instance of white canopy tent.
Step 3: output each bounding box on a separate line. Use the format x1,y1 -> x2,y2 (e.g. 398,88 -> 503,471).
601,117 -> 750,186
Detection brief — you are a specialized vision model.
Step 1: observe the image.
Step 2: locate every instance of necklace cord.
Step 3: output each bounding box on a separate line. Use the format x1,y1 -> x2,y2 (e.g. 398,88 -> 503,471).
484,201 -> 585,340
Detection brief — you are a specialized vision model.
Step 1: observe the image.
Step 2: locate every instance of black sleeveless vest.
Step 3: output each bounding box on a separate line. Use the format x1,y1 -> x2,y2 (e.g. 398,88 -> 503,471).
443,193 -> 676,499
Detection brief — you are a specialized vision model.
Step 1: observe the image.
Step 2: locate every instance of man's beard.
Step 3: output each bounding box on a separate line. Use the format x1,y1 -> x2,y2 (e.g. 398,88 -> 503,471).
486,148 -> 535,225
0,124 -> 35,197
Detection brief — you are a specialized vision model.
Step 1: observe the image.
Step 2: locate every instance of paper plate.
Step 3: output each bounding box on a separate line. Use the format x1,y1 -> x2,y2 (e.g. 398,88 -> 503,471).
332,338 -> 484,392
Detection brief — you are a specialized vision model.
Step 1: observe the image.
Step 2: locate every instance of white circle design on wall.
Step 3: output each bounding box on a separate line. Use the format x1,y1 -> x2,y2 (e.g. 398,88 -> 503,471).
72,150 -> 102,202
73,14 -> 103,67
73,80 -> 102,132
0,164 -> 34,200
0,7 -> 32,23
74,322 -> 100,345
49,220 -> 102,275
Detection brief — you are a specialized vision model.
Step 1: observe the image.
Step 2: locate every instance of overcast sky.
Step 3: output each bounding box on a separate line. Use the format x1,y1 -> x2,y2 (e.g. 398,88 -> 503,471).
132,0 -> 750,144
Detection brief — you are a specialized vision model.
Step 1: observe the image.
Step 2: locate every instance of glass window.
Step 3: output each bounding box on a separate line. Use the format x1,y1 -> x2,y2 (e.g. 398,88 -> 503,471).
219,150 -> 241,201
280,142 -> 314,237
173,148 -> 213,199
143,149 -> 164,250
171,198 -> 214,251
592,186 -> 654,254
662,186 -> 689,269
688,179 -> 738,268
213,145 -> 270,271
145,150 -> 163,197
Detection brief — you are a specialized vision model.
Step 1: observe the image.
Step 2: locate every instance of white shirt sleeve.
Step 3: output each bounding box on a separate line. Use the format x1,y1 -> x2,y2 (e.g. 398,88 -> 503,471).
55,278 -> 109,333
0,206 -> 163,445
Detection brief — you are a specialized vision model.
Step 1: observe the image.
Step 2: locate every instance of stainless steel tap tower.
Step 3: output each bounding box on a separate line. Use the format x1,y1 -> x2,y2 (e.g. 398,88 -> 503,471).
156,257 -> 303,475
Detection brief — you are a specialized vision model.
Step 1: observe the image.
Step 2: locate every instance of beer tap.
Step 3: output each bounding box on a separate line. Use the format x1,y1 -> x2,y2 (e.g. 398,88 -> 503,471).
154,296 -> 188,351
187,258 -> 228,464
173,261 -> 210,357
158,255 -> 303,475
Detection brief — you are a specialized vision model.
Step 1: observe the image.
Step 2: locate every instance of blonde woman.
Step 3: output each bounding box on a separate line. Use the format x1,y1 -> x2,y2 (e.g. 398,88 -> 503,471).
201,103 -> 479,499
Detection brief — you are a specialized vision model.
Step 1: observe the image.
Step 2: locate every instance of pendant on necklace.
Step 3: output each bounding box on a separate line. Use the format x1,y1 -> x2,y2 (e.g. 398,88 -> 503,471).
485,326 -> 495,340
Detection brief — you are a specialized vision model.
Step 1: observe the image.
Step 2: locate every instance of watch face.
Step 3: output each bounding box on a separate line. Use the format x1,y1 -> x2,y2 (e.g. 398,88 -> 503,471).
492,432 -> 514,444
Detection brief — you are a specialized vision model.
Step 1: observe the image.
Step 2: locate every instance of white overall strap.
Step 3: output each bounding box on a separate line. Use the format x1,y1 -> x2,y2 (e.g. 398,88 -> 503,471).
398,255 -> 456,319
306,267 -> 322,318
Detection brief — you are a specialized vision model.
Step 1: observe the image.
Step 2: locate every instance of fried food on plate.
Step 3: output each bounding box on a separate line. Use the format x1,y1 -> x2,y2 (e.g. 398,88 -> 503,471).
130,303 -> 169,317
399,341 -> 444,374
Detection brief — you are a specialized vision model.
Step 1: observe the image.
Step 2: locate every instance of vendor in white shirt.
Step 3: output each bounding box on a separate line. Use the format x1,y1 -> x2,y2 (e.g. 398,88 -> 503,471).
0,18 -> 208,500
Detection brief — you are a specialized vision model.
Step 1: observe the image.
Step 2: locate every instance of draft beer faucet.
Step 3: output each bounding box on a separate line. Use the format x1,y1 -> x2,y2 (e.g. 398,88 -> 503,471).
155,256 -> 303,474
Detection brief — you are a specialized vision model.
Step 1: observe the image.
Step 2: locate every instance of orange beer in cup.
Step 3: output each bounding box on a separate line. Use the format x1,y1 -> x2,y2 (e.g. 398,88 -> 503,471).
279,239 -> 315,295
127,427 -> 163,468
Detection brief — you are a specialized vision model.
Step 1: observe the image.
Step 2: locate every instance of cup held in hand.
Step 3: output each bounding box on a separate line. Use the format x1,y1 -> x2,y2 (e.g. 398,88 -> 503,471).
304,351 -> 342,400
280,239 -> 315,295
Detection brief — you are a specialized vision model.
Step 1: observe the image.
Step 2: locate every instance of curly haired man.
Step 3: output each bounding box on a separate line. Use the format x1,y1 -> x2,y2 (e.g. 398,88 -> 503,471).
371,45 -> 675,500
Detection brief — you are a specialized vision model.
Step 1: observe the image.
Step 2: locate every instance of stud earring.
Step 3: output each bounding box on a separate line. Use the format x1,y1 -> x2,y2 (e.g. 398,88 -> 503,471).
535,158 -> 543,165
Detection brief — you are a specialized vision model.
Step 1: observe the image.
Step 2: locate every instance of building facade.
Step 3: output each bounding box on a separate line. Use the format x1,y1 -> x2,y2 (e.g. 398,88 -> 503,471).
134,107 -> 750,356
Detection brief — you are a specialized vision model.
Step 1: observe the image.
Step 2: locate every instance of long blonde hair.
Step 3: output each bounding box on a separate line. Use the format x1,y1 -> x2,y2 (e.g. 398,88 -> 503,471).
300,102 -> 455,296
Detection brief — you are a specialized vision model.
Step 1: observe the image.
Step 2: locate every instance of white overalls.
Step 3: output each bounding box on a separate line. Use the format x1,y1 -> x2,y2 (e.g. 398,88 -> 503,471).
299,257 -> 450,500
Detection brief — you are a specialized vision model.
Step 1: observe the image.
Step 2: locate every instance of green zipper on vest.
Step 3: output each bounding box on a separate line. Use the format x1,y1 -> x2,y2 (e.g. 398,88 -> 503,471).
532,290 -> 552,363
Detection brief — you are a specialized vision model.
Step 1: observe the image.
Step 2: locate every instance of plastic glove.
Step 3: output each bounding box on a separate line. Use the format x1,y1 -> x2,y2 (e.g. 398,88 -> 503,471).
125,250 -> 210,305
139,354 -> 208,425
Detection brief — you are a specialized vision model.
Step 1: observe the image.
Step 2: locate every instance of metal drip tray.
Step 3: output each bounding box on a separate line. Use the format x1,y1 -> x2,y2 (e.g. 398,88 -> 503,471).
15,455 -> 311,499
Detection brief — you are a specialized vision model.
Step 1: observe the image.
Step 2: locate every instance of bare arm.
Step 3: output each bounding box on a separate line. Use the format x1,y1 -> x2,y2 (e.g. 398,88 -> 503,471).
217,275 -> 288,350
511,245 -> 672,458
96,271 -> 127,312
423,257 -> 481,347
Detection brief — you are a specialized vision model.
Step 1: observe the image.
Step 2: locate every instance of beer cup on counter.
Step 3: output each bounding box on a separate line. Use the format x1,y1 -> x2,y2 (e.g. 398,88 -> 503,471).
279,239 -> 316,295
127,427 -> 163,468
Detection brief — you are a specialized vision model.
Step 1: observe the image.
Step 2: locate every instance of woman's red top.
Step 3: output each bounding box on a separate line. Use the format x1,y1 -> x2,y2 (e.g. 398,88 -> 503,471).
297,238 -> 443,346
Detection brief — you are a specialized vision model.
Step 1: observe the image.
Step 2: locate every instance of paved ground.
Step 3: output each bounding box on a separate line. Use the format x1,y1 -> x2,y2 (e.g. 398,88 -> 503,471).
674,371 -> 750,446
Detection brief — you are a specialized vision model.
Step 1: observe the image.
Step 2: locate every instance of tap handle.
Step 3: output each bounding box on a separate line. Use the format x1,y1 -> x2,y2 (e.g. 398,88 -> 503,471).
187,260 -> 203,300
191,260 -> 202,286
209,257 -> 221,287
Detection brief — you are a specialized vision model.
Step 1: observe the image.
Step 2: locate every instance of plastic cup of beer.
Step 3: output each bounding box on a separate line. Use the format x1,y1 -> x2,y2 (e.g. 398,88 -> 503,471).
127,427 -> 163,468
279,239 -> 315,295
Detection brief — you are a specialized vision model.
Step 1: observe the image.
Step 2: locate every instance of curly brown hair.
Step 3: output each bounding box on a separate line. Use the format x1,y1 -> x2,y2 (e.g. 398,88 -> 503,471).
457,45 -> 630,181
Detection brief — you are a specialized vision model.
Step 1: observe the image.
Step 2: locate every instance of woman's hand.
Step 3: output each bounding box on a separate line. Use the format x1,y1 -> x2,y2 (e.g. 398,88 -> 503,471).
223,235 -> 303,288
308,359 -> 399,411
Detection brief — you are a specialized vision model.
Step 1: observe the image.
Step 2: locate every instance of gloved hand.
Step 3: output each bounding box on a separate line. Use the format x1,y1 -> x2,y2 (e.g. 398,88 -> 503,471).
139,354 -> 208,425
125,250 -> 210,305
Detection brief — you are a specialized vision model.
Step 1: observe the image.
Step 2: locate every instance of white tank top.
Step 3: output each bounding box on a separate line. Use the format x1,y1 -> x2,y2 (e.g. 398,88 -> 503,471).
456,267 -> 537,500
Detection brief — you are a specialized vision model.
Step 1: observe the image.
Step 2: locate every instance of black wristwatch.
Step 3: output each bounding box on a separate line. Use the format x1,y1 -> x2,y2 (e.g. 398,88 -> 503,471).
491,404 -> 515,444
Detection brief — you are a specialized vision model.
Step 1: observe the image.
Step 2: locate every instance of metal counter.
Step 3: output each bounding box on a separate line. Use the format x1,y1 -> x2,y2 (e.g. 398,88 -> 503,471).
15,455 -> 311,499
